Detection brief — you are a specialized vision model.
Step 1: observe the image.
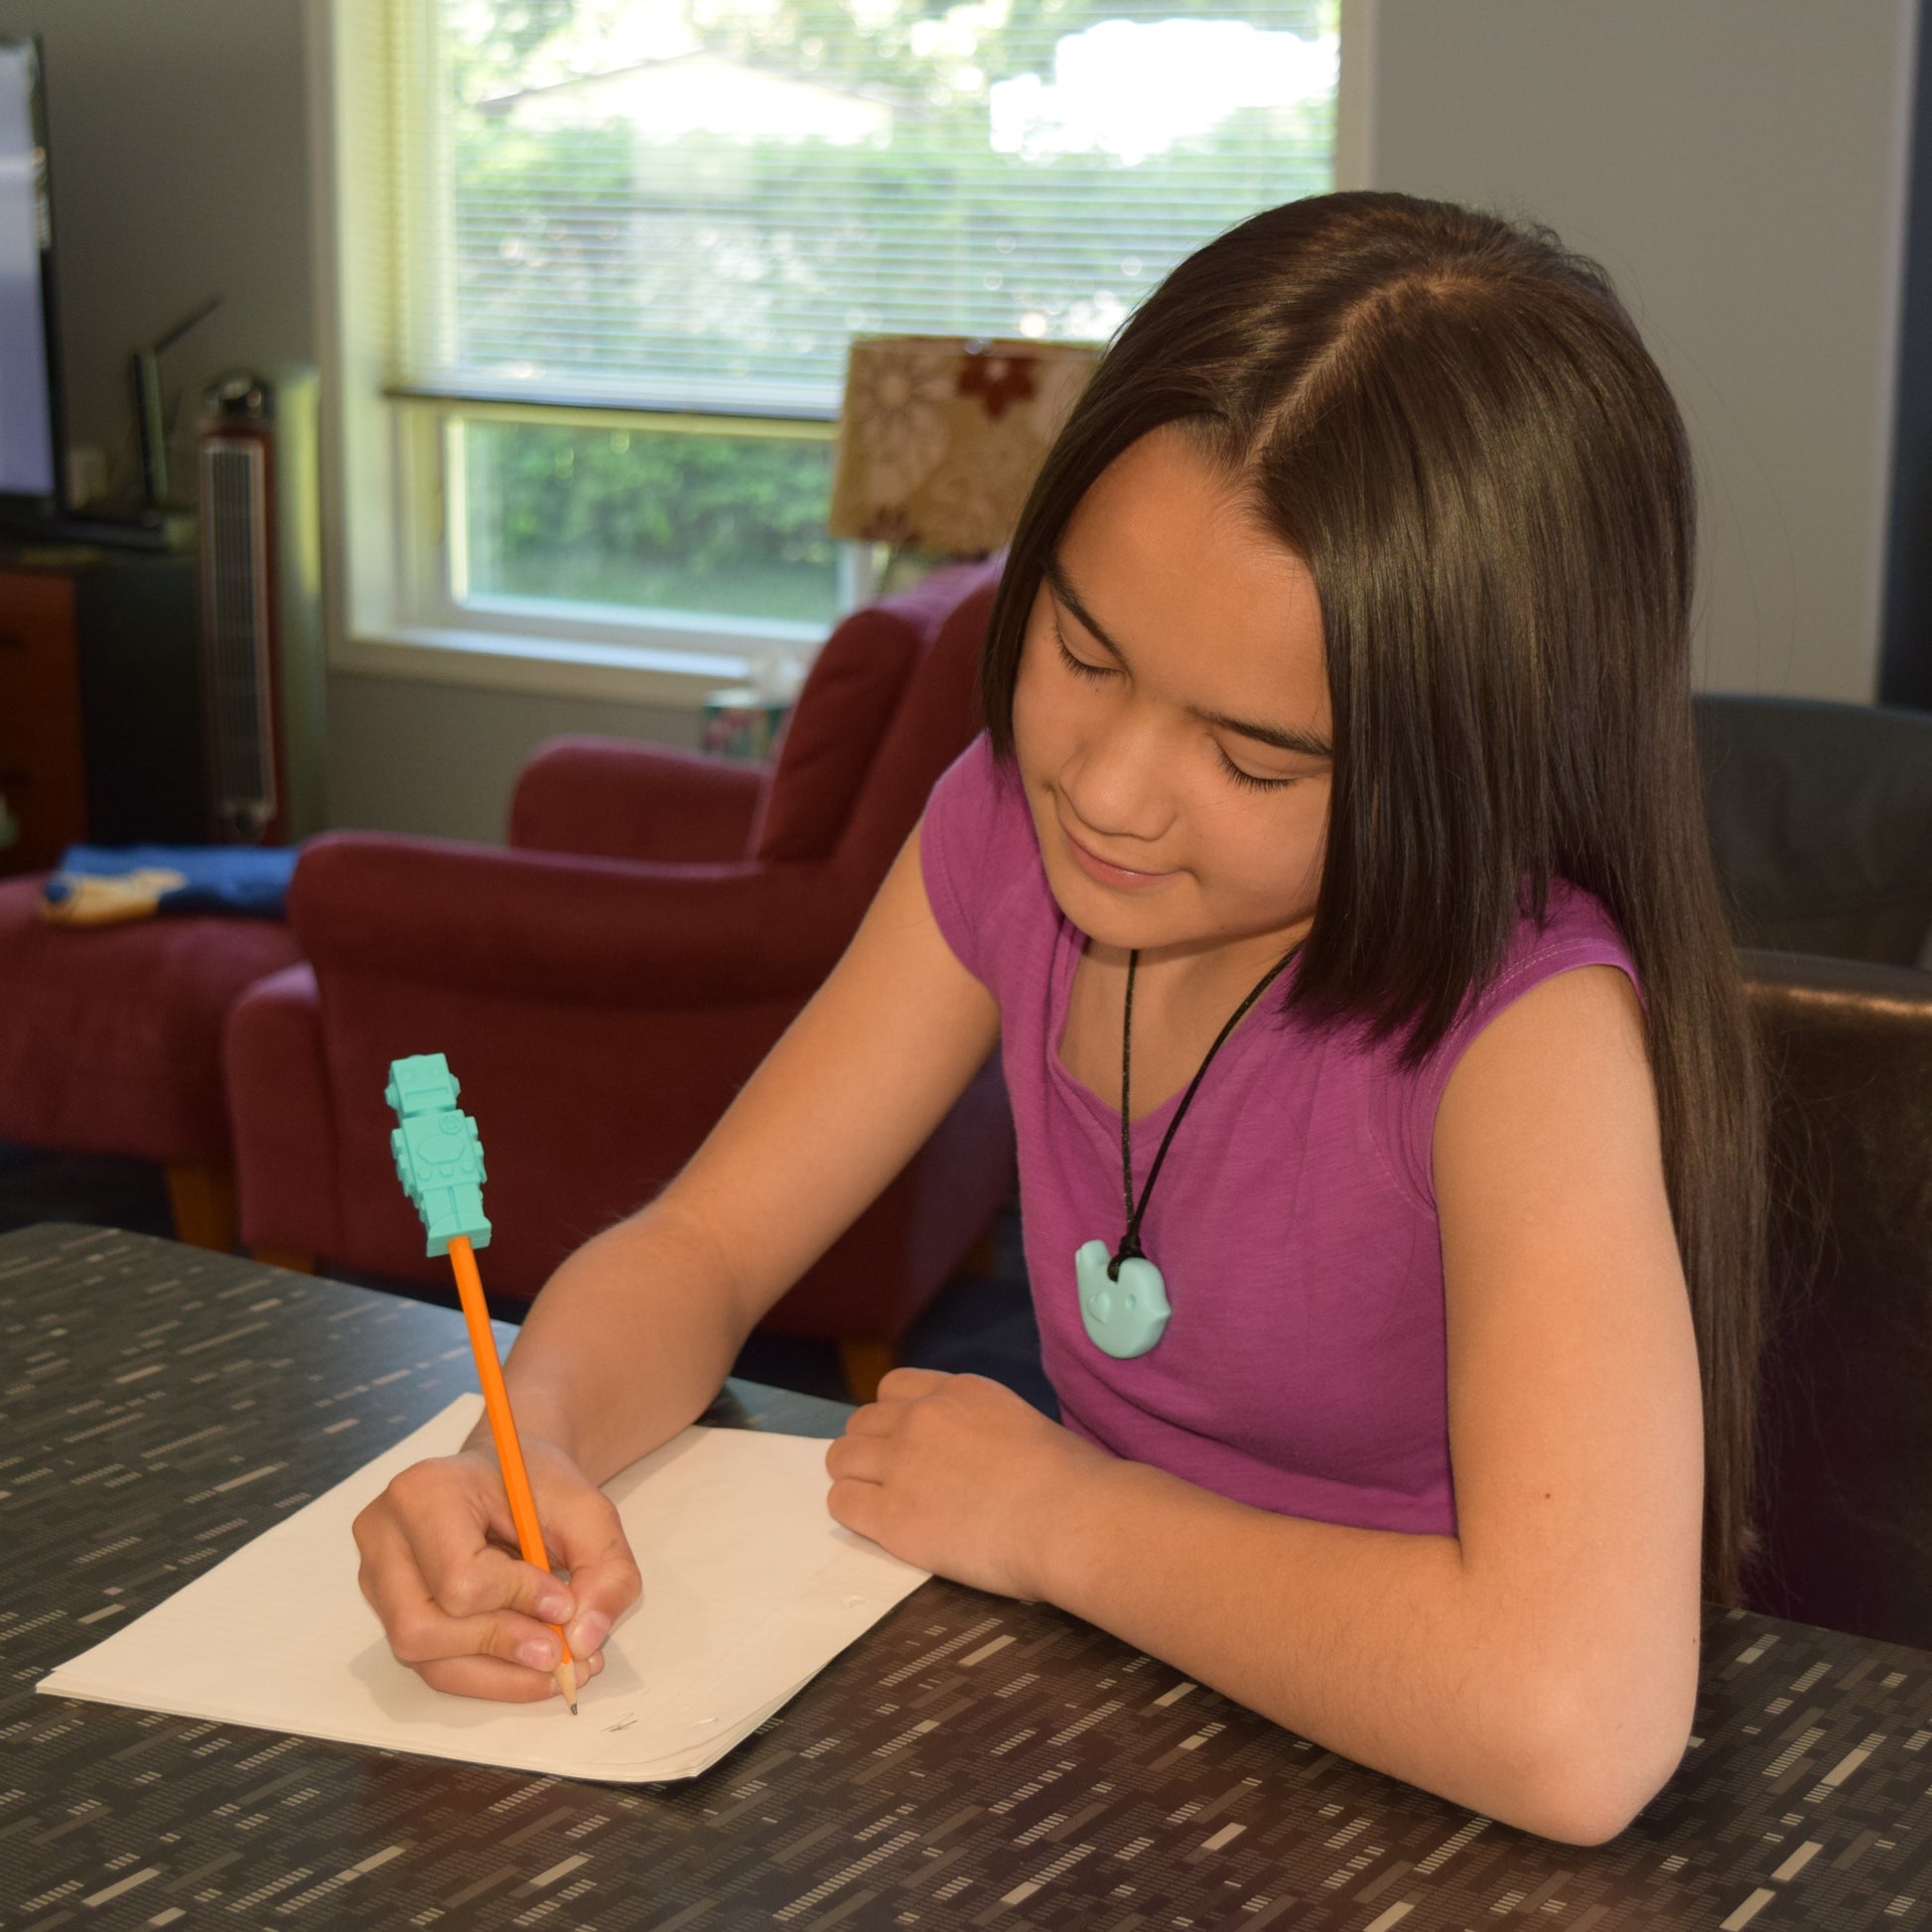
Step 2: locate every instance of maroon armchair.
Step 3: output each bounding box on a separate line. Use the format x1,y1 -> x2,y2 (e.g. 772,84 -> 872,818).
226,561 -> 1015,1395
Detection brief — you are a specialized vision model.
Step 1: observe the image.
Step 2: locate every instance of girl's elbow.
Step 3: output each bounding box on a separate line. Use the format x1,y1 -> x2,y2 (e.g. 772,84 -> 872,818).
1502,1761 -> 1670,1848
1498,1677 -> 1694,1846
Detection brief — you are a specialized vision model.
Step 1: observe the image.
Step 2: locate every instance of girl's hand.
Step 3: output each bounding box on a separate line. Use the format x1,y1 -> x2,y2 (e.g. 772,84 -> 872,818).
352,1437 -> 640,1702
825,1368 -> 1111,1601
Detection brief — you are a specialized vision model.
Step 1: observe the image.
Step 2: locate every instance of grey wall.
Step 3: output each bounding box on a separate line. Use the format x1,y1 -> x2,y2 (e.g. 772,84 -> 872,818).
2,0 -> 695,843
327,675 -> 700,840
1361,0 -> 1920,703
12,1 -> 1925,845
0,0 -> 317,504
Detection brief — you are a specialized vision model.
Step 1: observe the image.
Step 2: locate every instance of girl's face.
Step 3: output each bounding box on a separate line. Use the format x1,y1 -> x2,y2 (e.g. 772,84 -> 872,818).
1012,425 -> 1333,966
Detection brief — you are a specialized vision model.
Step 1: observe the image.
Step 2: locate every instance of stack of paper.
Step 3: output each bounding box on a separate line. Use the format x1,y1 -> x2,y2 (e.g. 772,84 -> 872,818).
40,1398 -> 930,1782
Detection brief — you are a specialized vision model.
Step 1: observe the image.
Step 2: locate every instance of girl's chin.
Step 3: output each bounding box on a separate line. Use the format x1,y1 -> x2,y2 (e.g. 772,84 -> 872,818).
1044,864 -> 1192,949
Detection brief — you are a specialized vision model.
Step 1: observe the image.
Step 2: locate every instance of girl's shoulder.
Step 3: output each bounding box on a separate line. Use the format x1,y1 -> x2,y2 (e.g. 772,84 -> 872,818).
1376,878 -> 1639,1210
919,733 -> 1052,993
1496,876 -> 1637,993
1444,877 -> 1641,1071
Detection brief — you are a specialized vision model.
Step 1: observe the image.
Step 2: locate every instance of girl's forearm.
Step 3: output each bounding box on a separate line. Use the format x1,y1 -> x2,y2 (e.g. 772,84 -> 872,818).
1040,1455 -> 1694,1845
484,1202 -> 752,1486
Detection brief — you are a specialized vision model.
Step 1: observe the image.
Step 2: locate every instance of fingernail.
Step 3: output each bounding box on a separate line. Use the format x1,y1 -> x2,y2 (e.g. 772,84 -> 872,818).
518,1635 -> 558,1670
569,1611 -> 610,1657
536,1589 -> 572,1621
588,1651 -> 605,1677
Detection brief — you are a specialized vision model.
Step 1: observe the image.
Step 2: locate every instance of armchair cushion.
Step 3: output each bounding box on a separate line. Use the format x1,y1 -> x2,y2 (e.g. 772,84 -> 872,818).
0,873 -> 301,1164
509,738 -> 767,864
753,561 -> 999,864
289,834 -> 854,1009
751,605 -> 921,863
237,557 -> 1017,1339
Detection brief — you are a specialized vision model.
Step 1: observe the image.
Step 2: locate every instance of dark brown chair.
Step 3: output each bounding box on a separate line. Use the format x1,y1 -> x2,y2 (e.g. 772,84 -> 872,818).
1742,948 -> 1932,1647
1695,694 -> 1932,967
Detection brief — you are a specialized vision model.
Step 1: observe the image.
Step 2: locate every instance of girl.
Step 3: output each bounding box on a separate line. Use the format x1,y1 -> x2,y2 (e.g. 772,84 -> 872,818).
354,192 -> 1765,1845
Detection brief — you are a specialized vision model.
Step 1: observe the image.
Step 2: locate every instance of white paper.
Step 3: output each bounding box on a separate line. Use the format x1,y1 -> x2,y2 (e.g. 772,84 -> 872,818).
38,1397 -> 929,1782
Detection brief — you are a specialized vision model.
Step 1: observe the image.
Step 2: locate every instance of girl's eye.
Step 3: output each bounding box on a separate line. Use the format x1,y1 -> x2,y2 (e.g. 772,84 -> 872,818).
1048,612 -> 1293,793
1055,631 -> 1114,683
1215,745 -> 1294,793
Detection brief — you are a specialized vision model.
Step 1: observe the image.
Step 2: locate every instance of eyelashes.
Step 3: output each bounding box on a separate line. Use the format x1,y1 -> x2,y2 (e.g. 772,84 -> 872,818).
1055,632 -> 1114,685
1213,748 -> 1292,793
1052,625 -> 1294,794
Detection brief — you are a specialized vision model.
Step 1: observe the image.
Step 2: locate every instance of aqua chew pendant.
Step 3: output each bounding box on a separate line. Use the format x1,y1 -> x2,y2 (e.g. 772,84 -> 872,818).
1081,942 -> 1300,1362
1076,1239 -> 1172,1358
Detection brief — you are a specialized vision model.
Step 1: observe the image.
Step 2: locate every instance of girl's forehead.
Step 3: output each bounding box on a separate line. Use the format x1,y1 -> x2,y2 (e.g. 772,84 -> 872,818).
1054,430 -> 1328,717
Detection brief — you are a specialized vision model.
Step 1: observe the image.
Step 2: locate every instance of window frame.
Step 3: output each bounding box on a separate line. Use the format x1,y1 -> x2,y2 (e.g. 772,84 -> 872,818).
314,0 -> 868,708
309,0 -> 1361,708
392,391 -> 842,658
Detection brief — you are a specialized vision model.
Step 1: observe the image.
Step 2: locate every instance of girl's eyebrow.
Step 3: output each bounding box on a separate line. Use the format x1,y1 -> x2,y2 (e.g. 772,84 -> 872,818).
1042,553 -> 1334,761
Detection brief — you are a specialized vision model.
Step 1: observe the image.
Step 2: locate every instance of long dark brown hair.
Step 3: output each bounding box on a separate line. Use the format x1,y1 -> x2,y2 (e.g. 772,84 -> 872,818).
981,191 -> 1766,1603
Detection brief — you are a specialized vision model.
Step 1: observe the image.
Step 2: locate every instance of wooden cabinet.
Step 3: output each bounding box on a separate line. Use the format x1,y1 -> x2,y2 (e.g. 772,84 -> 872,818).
0,556 -> 204,877
0,570 -> 88,874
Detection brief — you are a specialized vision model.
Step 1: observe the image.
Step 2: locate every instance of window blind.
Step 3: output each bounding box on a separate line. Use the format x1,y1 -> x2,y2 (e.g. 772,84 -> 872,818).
388,0 -> 1337,419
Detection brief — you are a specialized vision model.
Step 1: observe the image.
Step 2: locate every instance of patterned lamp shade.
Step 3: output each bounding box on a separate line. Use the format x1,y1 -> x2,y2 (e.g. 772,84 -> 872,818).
827,335 -> 1100,556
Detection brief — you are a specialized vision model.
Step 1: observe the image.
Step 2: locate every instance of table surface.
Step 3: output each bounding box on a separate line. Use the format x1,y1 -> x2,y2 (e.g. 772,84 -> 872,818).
4,1224 -> 1932,1931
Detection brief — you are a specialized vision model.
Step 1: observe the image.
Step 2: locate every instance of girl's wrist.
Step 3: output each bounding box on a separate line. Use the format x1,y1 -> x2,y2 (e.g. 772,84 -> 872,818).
464,1390 -> 582,1472
1029,1438 -> 1136,1609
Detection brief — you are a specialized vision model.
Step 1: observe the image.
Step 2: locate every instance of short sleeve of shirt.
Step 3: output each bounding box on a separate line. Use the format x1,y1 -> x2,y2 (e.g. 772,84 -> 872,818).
1384,880 -> 1643,1211
918,733 -> 1041,1001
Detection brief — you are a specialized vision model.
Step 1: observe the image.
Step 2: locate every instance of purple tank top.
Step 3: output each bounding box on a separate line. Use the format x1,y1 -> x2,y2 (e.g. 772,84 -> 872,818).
921,735 -> 1640,1537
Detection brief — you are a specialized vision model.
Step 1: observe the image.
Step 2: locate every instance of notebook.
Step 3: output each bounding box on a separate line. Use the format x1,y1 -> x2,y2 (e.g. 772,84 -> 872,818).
38,1397 -> 930,1782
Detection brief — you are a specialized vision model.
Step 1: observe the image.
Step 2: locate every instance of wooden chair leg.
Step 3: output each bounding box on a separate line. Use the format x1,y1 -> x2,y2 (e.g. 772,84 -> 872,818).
163,1161 -> 236,1253
838,1338 -> 897,1405
252,1248 -> 317,1275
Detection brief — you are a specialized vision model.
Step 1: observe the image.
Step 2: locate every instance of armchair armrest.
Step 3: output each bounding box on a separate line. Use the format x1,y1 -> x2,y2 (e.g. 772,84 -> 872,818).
508,737 -> 769,863
291,832 -> 859,1008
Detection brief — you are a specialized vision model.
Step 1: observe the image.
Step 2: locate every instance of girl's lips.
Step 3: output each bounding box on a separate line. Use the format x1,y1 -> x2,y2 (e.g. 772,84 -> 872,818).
1060,820 -> 1177,892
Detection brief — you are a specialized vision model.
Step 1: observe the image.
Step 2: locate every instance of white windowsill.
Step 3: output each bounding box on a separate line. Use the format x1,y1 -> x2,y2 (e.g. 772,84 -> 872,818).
331,622 -> 802,709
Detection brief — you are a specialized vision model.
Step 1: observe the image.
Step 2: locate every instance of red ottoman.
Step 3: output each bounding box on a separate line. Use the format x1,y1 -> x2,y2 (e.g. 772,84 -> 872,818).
0,874 -> 303,1248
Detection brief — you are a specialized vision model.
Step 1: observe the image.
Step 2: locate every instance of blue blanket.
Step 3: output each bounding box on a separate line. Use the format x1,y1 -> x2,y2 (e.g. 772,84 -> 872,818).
49,845 -> 298,919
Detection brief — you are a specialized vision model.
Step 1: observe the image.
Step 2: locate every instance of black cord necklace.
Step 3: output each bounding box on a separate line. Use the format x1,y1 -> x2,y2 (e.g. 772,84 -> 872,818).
1073,942 -> 1301,1359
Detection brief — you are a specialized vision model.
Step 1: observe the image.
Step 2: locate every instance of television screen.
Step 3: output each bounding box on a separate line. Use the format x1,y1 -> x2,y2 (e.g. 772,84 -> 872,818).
0,39 -> 58,507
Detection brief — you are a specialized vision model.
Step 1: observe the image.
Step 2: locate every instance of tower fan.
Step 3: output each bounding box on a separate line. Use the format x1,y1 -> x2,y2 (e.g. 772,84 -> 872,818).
197,368 -> 325,843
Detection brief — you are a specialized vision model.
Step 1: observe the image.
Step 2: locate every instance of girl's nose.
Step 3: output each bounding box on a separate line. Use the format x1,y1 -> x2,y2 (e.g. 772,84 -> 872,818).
1062,722 -> 1174,848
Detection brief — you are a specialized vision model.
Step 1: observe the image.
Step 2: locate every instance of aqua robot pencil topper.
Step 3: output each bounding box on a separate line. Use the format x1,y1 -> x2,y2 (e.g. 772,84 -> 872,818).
384,1051 -> 492,1258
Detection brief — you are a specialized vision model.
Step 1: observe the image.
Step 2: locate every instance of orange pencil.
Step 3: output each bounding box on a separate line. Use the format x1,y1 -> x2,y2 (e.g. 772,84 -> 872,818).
386,1052 -> 579,1713
446,1234 -> 579,1713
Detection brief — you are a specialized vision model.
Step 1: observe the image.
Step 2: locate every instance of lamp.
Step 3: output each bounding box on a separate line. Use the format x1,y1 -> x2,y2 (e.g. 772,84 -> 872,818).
827,335 -> 1099,560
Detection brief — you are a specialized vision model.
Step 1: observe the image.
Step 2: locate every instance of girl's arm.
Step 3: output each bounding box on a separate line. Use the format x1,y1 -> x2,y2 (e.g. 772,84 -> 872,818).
836,963 -> 1701,1843
355,827 -> 1002,1700
500,824 -> 1003,1482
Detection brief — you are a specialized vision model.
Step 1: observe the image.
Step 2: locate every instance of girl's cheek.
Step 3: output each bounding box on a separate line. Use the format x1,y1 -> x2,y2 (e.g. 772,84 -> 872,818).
1011,639 -> 1059,761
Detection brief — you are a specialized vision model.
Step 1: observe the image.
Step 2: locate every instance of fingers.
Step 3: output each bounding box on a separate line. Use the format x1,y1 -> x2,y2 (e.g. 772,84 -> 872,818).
353,1447 -> 639,1702
826,1475 -> 884,1542
393,1459 -> 572,1616
876,1366 -> 951,1403
825,1431 -> 890,1487
416,1647 -> 609,1705
355,1490 -> 566,1679
531,1473 -> 643,1662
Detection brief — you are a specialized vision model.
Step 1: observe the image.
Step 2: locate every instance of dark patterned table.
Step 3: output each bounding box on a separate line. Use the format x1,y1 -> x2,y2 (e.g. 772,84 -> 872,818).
4,1224 -> 1931,1931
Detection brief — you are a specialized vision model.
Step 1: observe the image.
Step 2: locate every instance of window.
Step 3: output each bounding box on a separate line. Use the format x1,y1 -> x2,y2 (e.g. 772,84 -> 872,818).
325,0 -> 1338,696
